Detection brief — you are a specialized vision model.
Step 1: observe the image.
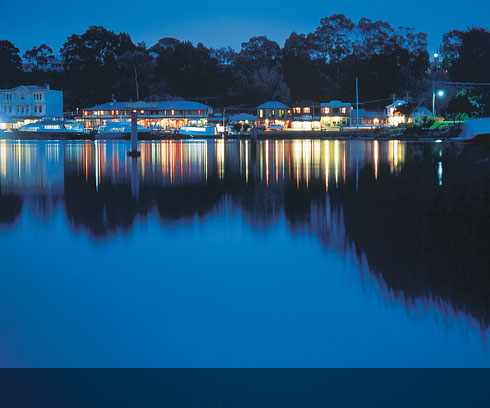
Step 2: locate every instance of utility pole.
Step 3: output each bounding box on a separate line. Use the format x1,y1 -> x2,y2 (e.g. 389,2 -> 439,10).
356,77 -> 359,129
432,76 -> 436,116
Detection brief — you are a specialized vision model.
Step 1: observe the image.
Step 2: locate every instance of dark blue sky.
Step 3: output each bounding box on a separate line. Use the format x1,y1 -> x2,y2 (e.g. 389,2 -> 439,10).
3,0 -> 489,56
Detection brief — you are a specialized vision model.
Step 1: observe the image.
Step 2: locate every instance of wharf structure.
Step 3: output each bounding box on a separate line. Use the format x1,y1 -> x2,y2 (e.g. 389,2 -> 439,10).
80,101 -> 212,130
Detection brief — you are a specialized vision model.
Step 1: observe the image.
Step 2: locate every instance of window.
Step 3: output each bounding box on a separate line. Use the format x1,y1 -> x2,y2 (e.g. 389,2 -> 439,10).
303,107 -> 311,114
333,108 -> 340,114
269,110 -> 275,118
278,109 -> 285,118
34,105 -> 37,113
341,107 -> 347,114
259,109 -> 264,118
38,105 -> 43,113
293,107 -> 301,114
171,110 -> 175,115
322,107 -> 330,114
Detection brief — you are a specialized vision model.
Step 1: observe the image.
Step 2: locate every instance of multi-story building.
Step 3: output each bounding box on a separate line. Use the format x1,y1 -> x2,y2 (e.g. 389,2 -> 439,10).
256,101 -> 290,128
320,100 -> 352,128
290,101 -> 321,130
80,101 -> 213,130
0,85 -> 63,126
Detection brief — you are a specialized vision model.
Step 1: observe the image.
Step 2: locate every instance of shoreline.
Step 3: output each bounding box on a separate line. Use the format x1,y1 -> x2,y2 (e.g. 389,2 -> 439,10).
0,125 -> 468,142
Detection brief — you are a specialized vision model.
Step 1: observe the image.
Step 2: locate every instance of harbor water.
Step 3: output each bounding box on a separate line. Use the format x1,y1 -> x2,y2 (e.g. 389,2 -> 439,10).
0,138 -> 489,367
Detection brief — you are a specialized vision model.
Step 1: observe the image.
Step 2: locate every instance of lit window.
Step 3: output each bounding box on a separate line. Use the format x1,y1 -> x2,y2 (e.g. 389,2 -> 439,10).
171,110 -> 175,115
269,110 -> 275,118
322,107 -> 330,114
341,107 -> 346,114
259,109 -> 264,118
278,109 -> 285,118
303,107 -> 311,114
293,107 -> 301,114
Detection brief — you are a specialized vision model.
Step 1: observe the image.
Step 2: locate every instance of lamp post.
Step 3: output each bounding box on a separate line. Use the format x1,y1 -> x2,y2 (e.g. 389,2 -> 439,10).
432,83 -> 445,117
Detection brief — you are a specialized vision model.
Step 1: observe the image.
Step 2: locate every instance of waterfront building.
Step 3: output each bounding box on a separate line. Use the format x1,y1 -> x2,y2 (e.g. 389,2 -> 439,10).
256,101 -> 291,128
0,85 -> 63,127
320,100 -> 352,128
385,100 -> 408,126
80,101 -> 213,130
290,102 -> 322,131
351,109 -> 384,127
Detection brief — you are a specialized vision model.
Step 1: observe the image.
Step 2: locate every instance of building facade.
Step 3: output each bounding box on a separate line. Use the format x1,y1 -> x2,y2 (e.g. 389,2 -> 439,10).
80,101 -> 213,129
351,109 -> 384,127
385,100 -> 408,126
290,102 -> 321,130
256,101 -> 290,128
320,101 -> 352,128
0,85 -> 63,125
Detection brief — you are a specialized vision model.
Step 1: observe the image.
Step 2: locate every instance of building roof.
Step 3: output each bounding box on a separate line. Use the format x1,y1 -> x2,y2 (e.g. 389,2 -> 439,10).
386,100 -> 407,109
321,100 -> 352,108
257,101 -> 290,109
85,100 -> 211,111
411,107 -> 432,117
229,113 -> 257,122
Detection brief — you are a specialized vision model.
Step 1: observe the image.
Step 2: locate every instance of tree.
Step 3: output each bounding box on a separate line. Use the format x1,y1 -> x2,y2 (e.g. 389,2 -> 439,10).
445,90 -> 482,120
309,14 -> 355,63
354,18 -> 394,57
237,36 -> 281,68
0,40 -> 22,87
60,26 -> 136,108
449,28 -> 490,83
251,67 -> 290,104
116,48 -> 154,101
23,44 -> 55,70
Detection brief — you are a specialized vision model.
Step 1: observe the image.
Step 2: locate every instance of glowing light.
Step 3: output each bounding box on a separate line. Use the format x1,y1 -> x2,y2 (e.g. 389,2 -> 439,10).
437,90 -> 445,97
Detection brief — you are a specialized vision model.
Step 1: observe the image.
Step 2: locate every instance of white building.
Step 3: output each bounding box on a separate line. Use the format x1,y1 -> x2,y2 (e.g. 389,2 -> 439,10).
0,85 -> 63,126
385,100 -> 407,126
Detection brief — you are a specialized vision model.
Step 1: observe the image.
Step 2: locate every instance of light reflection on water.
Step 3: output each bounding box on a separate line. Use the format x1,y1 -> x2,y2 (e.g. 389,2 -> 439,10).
0,138 -> 489,367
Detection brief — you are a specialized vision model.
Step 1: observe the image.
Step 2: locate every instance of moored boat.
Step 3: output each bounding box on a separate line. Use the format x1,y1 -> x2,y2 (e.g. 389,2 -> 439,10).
11,119 -> 94,139
95,121 -> 152,139
179,124 -> 217,137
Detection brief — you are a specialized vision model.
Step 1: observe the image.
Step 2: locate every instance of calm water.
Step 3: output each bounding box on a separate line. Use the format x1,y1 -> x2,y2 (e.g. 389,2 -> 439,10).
0,138 -> 489,367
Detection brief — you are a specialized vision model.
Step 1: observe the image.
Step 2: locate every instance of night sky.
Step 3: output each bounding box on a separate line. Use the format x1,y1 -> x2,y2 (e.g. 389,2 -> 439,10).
2,0 -> 489,56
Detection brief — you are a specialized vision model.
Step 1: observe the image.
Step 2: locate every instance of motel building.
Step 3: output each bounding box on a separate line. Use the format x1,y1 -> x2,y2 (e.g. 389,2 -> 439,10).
320,100 -> 352,128
80,100 -> 213,130
0,85 -> 63,130
290,102 -> 322,131
256,101 -> 291,128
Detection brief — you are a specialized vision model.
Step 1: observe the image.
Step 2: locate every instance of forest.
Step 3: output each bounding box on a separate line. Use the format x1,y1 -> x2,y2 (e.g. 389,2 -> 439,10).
1,14 -> 489,116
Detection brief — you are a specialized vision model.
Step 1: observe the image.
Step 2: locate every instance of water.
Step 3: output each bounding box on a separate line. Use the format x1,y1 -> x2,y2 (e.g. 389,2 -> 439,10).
0,138 -> 489,367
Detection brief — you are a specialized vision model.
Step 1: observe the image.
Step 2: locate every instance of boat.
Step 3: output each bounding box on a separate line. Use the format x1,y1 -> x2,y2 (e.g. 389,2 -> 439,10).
179,124 -> 217,137
96,121 -> 152,139
11,119 -> 93,139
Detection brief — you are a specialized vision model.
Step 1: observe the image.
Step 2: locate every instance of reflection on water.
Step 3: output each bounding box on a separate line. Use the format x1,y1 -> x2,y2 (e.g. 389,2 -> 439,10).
0,138 -> 489,367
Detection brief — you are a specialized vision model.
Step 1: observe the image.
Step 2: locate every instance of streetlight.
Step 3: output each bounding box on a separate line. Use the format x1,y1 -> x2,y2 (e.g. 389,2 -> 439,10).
432,81 -> 445,117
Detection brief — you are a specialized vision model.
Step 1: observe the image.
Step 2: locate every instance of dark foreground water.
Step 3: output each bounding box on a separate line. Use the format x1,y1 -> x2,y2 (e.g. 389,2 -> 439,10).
0,138 -> 489,367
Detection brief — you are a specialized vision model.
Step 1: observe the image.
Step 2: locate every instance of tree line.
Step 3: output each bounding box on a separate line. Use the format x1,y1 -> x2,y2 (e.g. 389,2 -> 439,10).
0,15 -> 489,116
